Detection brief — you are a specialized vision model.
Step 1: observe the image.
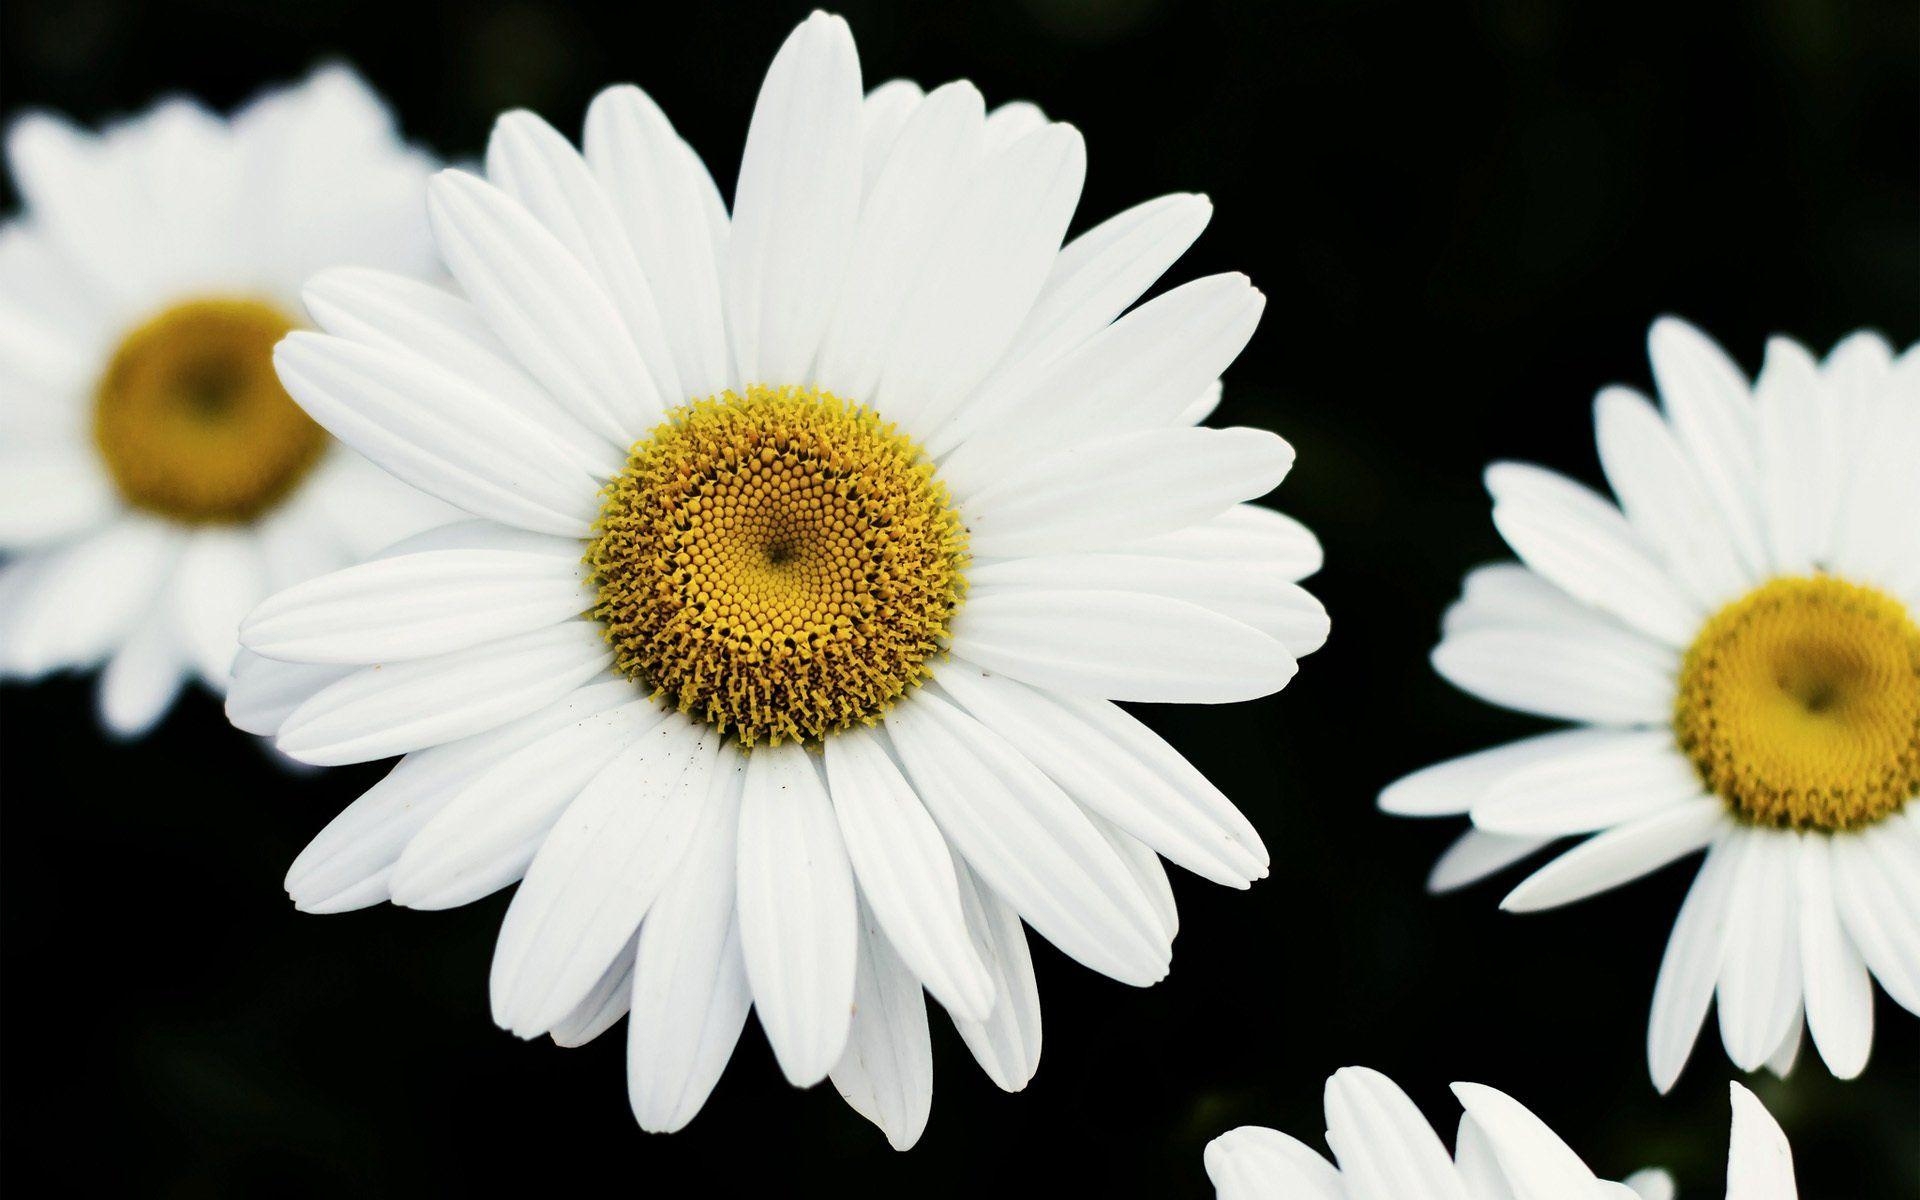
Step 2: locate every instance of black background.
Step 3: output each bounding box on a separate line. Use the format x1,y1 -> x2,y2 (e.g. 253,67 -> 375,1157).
2,0 -> 1916,1195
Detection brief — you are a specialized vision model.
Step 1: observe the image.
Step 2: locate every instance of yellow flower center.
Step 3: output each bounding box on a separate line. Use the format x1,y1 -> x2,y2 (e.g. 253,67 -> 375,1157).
588,385 -> 967,747
93,297 -> 326,523
1675,575 -> 1920,830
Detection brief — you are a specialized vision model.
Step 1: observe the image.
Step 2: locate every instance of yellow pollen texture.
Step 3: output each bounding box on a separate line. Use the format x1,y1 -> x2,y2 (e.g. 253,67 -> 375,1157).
1675,575 -> 1920,831
93,297 -> 325,523
589,385 -> 967,747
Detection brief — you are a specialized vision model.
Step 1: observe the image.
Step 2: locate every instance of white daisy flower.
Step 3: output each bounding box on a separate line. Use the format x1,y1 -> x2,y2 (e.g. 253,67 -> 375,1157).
0,68 -> 452,735
1204,1070 -> 1797,1200
230,11 -> 1324,1148
1383,317 -> 1920,1089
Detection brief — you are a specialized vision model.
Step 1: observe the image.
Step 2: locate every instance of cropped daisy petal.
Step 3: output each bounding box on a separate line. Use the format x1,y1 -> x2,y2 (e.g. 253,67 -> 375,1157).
581,85 -> 733,397
823,728 -> 995,1021
1648,840 -> 1737,1092
275,621 -> 613,765
388,695 -> 662,911
1323,1066 -> 1469,1200
1486,461 -> 1700,645
1794,835 -> 1874,1078
727,10 -> 864,387
886,690 -> 1171,986
627,759 -> 752,1133
951,588 -> 1296,705
830,903 -> 935,1151
1725,1083 -> 1799,1200
1432,625 -> 1673,725
426,169 -> 656,445
1499,799 -> 1725,913
1427,828 -> 1554,894
873,121 -> 1085,435
1715,831 -> 1803,1070
490,716 -> 721,1037
946,857 -> 1043,1092
736,742 -> 860,1086
963,425 -> 1294,558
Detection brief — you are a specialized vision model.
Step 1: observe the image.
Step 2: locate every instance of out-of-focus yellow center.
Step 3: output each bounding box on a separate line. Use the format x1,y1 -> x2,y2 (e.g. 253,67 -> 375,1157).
1675,575 -> 1920,831
589,384 -> 967,747
93,297 -> 325,523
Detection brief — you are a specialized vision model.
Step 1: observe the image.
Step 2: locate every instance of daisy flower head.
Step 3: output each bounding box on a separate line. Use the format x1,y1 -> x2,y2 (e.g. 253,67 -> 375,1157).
1203,1069 -> 1798,1200
0,68 -> 451,736
233,11 -> 1325,1148
1383,318 -> 1920,1089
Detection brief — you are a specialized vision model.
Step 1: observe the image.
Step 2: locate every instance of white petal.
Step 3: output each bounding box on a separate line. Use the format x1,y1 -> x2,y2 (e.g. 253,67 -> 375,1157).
98,606 -> 188,737
1500,798 -> 1725,912
830,902 -> 934,1152
1469,733 -> 1703,837
947,857 -> 1042,1092
822,727 -> 995,1021
300,267 -> 622,478
1648,838 -> 1738,1092
1725,1083 -> 1798,1200
1830,828 -> 1920,1013
873,123 -> 1085,436
1,517 -> 176,676
1381,729 -> 1618,818
0,442 -> 117,553
287,678 -> 639,912
951,588 -> 1296,705
969,550 -> 1326,657
1089,813 -> 1178,942
1594,385 -> 1753,606
241,542 -> 589,663
276,620 -> 613,765
1486,461 -> 1700,646
549,932 -> 636,1049
1646,317 -> 1767,572
1440,563 -> 1626,640
812,80 -> 986,402
627,758 -> 753,1133
1449,1082 -> 1602,1198
962,425 -> 1293,558
490,714 -> 721,1036
426,169 -> 656,445
726,11 -> 864,386
1428,828 -> 1554,894
484,109 -> 680,407
858,79 -> 923,198
961,192 -> 1214,437
1623,1169 -> 1677,1200
736,741 -> 859,1086
168,528 -> 267,687
274,332 -> 600,537
1751,339 -> 1839,576
932,666 -> 1266,885
1716,830 -> 1804,1070
1204,1126 -> 1344,1200
1323,1066 -> 1468,1200
942,271 -> 1259,477
1432,625 -> 1674,726
1121,502 -> 1322,581
982,100 -> 1047,151
582,85 -> 732,398
1795,834 -> 1873,1078
225,649 -> 352,736
884,690 -> 1170,986
387,693 -> 662,910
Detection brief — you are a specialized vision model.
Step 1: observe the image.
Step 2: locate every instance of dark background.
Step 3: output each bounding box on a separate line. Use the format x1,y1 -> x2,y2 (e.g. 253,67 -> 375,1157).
2,0 -> 1915,1194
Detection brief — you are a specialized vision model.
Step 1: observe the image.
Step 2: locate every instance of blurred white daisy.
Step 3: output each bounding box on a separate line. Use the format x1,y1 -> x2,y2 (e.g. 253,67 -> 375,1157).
1205,1069 -> 1796,1200
1384,318 -> 1920,1089
231,11 -> 1323,1148
0,68 -> 451,735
